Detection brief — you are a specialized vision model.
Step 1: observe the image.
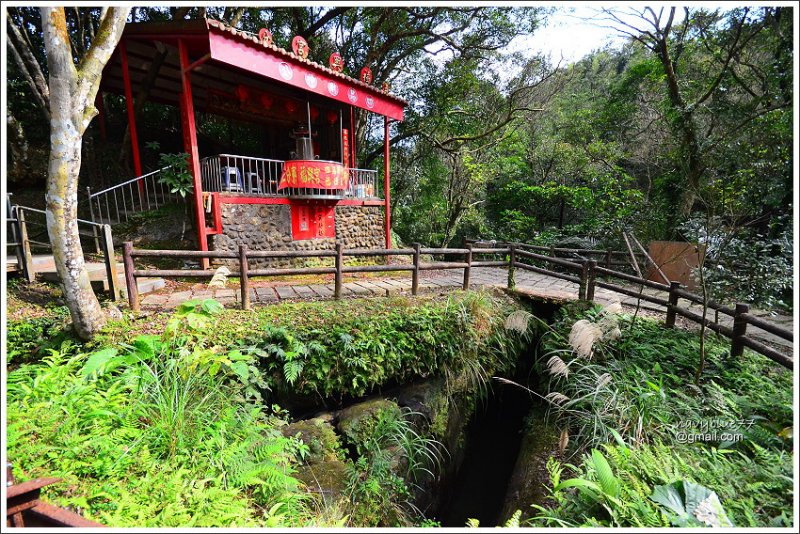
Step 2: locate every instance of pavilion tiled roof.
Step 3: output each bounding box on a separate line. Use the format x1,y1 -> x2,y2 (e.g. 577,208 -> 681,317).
206,19 -> 408,107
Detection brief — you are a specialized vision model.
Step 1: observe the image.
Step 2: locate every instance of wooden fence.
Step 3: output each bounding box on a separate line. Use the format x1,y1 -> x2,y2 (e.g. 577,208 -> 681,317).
122,241 -> 793,369
6,197 -> 120,299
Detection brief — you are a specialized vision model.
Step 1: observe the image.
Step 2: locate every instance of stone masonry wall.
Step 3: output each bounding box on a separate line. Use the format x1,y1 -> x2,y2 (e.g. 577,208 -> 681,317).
210,202 -> 385,268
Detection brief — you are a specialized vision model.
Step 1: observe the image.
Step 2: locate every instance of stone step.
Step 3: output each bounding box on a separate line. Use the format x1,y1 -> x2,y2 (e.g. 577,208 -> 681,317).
41,262 -> 125,282
120,277 -> 166,297
39,260 -> 165,297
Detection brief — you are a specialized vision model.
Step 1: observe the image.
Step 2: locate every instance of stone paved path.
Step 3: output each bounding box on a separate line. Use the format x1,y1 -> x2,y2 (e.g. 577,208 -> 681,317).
140,267 -> 793,358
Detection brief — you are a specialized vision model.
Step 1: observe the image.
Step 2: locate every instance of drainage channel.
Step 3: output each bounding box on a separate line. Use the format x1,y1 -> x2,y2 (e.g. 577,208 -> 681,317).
435,380 -> 533,527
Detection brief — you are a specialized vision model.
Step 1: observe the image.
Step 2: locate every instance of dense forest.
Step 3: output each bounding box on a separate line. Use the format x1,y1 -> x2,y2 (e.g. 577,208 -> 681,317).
6,5 -> 794,307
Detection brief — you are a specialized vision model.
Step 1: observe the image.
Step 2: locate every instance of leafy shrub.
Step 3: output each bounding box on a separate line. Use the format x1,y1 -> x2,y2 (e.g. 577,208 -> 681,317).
6,299 -> 304,527
528,304 -> 793,527
231,292 -> 528,401
342,405 -> 443,526
680,215 -> 793,311
6,308 -> 70,364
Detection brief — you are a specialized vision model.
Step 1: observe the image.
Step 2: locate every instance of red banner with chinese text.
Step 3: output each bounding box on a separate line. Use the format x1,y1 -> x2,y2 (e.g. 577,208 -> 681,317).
279,160 -> 349,190
342,129 -> 350,169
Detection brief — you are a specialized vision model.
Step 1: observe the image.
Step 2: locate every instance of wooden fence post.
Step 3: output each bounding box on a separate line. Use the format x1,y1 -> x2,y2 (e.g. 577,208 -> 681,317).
585,259 -> 597,301
16,209 -> 35,283
605,250 -> 612,269
507,244 -> 516,289
123,241 -> 139,312
7,197 -> 27,280
101,224 -> 120,300
463,243 -> 473,290
334,243 -> 343,299
412,242 -> 420,295
730,303 -> 749,358
578,260 -> 589,300
239,244 -> 250,310
665,281 -> 681,328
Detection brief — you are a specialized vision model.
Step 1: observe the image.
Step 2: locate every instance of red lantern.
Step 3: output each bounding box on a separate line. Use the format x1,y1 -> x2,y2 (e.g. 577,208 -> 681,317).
309,105 -> 319,121
326,110 -> 338,125
360,67 -> 373,85
258,28 -> 273,46
259,93 -> 274,109
235,85 -> 250,103
329,52 -> 344,72
292,36 -> 309,59
285,99 -> 299,114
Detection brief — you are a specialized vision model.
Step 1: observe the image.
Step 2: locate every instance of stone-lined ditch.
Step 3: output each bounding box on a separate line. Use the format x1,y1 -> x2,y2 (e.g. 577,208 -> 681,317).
274,295 -> 564,526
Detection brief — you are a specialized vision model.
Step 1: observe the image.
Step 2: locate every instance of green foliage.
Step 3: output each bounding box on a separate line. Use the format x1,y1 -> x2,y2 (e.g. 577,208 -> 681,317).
651,479 -> 733,527
527,304 -> 793,528
342,406 -> 444,526
6,299 -> 305,527
230,291 -> 526,400
6,307 -> 71,364
146,141 -> 193,197
681,214 -> 793,311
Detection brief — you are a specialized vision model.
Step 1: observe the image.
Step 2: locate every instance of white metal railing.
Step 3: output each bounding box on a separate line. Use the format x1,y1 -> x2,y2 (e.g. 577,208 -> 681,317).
200,154 -> 381,200
87,155 -> 382,227
87,166 -> 183,225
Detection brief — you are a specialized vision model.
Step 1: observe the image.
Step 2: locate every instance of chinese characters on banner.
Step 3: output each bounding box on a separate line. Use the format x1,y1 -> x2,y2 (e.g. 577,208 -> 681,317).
291,204 -> 335,239
278,160 -> 349,190
342,129 -> 350,169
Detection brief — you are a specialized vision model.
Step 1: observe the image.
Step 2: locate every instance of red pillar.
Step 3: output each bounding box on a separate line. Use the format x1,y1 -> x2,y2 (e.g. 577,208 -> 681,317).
384,116 -> 391,250
178,39 -> 210,269
350,106 -> 357,168
119,41 -> 142,177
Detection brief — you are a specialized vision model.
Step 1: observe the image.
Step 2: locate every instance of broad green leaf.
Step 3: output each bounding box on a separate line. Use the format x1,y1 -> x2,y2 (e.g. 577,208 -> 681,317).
177,300 -> 201,314
555,477 -> 603,494
201,299 -> 224,315
230,361 -> 249,381
591,449 -> 620,498
651,482 -> 688,517
81,348 -> 118,377
131,335 -> 161,360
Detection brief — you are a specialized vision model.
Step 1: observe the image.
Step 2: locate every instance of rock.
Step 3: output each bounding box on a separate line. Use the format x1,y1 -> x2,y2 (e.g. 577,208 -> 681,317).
393,378 -> 448,437
104,303 -> 123,320
281,417 -> 344,465
498,415 -> 561,524
212,203 -> 386,268
293,458 -> 351,501
336,398 -> 402,446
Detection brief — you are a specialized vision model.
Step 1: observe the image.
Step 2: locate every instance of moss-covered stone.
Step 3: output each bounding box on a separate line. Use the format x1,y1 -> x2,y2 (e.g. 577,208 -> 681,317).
336,398 -> 402,447
293,458 -> 351,502
498,413 -> 561,523
281,417 -> 344,464
393,378 -> 449,440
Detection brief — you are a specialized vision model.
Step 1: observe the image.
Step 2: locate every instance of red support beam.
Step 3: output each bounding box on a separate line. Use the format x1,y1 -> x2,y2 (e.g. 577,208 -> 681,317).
217,196 -> 384,207
350,106 -> 357,168
384,116 -> 392,250
119,41 -> 143,178
179,39 -> 210,269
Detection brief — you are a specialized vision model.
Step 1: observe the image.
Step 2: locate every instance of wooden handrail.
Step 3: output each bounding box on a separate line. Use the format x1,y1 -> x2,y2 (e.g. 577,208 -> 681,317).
120,241 -> 793,369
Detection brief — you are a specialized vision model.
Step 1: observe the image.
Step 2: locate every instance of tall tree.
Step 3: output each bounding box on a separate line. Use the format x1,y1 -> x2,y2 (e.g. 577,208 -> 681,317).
40,6 -> 130,339
601,7 -> 789,217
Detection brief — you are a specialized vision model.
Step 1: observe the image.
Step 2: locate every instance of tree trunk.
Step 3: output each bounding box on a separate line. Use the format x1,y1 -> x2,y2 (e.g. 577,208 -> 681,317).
42,7 -> 130,340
